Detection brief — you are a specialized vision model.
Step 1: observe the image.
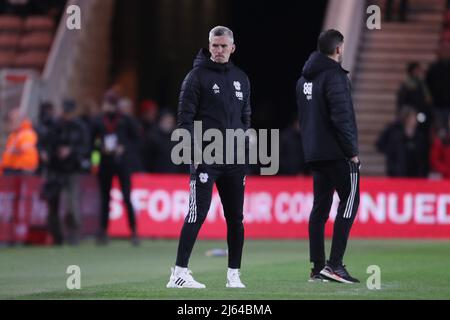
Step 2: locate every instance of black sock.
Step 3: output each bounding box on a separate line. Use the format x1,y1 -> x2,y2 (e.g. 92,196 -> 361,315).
313,262 -> 325,273
328,260 -> 342,269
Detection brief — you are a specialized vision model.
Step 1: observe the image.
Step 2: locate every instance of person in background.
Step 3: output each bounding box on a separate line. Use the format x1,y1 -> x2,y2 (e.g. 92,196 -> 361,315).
397,62 -> 432,173
397,62 -> 432,123
79,98 -> 99,145
92,90 -> 140,246
149,109 -> 187,173
79,98 -> 100,173
430,114 -> 450,178
376,106 -> 428,177
0,108 -> 38,175
35,101 -> 58,174
385,0 -> 409,22
118,97 -> 145,173
42,100 -> 90,245
426,53 -> 450,129
279,119 -> 308,176
140,99 -> 159,173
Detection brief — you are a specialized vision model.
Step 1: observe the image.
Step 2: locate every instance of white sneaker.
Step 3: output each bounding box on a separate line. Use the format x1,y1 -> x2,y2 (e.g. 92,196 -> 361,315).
166,267 -> 206,289
226,269 -> 246,288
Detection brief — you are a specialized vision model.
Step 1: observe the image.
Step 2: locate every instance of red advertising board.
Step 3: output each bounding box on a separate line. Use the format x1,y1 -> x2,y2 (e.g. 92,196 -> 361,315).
0,175 -> 99,244
0,176 -> 47,243
2,175 -> 450,242
109,175 -> 450,239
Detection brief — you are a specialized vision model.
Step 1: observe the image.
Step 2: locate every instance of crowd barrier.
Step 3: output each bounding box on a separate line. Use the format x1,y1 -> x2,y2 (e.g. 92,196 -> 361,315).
1,174 -> 450,244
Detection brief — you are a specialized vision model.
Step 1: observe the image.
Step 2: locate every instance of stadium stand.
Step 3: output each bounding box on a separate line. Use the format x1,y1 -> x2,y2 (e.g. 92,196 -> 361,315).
0,15 -> 55,69
440,3 -> 450,53
353,0 -> 447,175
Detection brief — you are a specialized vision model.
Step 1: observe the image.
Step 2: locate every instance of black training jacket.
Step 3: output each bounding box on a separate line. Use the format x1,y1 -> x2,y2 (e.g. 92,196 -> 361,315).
296,51 -> 358,163
177,49 -> 251,162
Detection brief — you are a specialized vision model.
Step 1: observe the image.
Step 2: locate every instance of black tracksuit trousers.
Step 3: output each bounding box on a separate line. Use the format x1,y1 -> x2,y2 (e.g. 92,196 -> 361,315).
176,164 -> 246,269
308,159 -> 360,269
98,157 -> 136,235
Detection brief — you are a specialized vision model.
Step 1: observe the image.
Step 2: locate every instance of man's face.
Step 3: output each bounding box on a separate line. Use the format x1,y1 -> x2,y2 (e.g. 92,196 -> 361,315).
62,111 -> 76,121
159,114 -> 175,133
412,66 -> 423,79
405,113 -> 418,131
102,101 -> 117,113
209,35 -> 235,64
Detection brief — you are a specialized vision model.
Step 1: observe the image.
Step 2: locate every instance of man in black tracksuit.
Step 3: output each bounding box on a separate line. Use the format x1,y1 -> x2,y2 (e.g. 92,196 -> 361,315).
92,91 -> 140,246
167,26 -> 251,289
296,29 -> 360,283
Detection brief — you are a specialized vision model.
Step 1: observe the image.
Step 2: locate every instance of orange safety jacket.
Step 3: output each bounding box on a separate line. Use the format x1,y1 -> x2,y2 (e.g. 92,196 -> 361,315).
0,120 -> 38,174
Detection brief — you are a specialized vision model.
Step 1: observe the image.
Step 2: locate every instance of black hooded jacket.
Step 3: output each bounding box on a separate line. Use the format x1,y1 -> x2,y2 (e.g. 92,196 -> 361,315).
177,49 -> 251,163
296,51 -> 358,163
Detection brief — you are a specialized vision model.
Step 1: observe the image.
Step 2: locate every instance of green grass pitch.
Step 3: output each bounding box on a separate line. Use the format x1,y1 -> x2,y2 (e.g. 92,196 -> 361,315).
1,239 -> 450,300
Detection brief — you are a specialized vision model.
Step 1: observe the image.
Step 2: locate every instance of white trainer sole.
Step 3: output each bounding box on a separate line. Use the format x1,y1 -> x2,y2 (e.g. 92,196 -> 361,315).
226,283 -> 246,288
320,270 -> 354,284
166,281 -> 206,289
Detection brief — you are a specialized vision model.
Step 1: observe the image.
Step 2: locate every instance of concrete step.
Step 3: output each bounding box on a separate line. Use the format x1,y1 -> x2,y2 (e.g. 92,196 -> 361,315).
353,82 -> 404,94
359,153 -> 385,167
361,165 -> 386,176
358,121 -> 391,132
359,153 -> 385,165
359,133 -> 380,144
376,23 -> 442,33
354,61 -> 434,74
354,72 -> 405,82
354,92 -> 396,102
407,12 -> 446,23
356,112 -> 396,123
363,31 -> 441,42
372,0 -> 446,12
361,39 -> 440,52
352,78 -> 404,92
359,51 -> 436,64
355,102 -> 397,113
359,144 -> 380,153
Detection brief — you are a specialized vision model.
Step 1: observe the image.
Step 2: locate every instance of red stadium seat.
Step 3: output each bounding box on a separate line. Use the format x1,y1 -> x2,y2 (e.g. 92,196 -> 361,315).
0,15 -> 23,33
0,15 -> 23,32
18,32 -> 53,51
443,30 -> 450,41
0,51 -> 14,68
23,16 -> 54,32
13,51 -> 48,69
0,33 -> 20,49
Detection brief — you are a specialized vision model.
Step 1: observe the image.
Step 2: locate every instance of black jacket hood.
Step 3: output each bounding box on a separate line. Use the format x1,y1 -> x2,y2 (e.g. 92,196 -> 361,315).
302,51 -> 349,80
193,48 -> 234,72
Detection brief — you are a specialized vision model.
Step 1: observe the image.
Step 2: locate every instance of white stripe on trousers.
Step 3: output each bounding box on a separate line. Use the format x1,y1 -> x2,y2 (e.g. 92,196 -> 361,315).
344,162 -> 358,219
188,180 -> 197,223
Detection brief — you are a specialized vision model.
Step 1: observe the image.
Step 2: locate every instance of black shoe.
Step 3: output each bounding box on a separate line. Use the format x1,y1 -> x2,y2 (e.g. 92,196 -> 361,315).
309,269 -> 329,282
131,235 -> 140,247
320,263 -> 360,284
67,233 -> 80,246
96,232 -> 109,246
